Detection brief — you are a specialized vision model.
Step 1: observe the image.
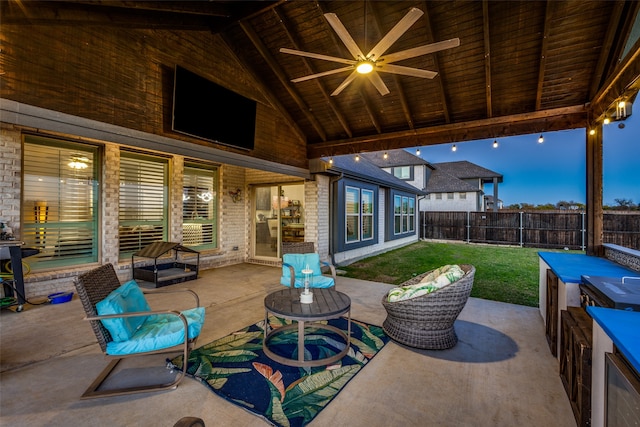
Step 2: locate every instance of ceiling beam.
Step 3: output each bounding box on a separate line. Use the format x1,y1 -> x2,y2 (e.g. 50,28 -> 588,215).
274,7 -> 353,138
589,41 -> 640,121
315,1 -> 382,133
482,0 -> 492,117
307,105 -> 588,158
534,1 -> 552,111
589,0 -> 626,100
218,33 -> 307,143
239,21 -> 328,141
421,1 -> 451,123
370,2 -> 414,130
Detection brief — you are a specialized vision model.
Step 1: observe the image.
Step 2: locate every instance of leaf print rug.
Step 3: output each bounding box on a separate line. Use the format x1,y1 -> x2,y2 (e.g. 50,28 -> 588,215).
170,316 -> 389,427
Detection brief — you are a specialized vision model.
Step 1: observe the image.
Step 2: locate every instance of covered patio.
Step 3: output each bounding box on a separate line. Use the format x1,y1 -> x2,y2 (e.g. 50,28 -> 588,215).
1,263 -> 575,426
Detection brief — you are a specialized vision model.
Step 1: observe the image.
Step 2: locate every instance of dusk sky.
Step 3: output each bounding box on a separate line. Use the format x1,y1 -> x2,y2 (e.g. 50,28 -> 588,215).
418,111 -> 639,207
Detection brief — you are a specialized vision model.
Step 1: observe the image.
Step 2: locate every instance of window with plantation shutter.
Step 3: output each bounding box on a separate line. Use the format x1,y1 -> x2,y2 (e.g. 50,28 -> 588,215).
119,152 -> 168,257
183,163 -> 218,249
22,136 -> 99,269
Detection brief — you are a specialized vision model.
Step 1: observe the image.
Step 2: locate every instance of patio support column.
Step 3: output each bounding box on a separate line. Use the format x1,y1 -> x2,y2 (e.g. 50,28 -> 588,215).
585,123 -> 603,256
493,177 -> 499,211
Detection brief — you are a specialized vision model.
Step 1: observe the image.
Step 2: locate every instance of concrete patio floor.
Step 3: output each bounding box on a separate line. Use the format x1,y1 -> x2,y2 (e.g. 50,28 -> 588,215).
0,263 -> 576,427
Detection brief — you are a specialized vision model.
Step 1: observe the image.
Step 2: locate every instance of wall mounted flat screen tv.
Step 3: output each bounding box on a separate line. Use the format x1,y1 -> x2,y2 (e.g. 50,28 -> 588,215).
172,65 -> 256,150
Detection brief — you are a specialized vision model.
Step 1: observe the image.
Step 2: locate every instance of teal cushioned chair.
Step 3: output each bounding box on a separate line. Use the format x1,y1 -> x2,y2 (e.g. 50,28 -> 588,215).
280,242 -> 337,289
74,263 -> 205,399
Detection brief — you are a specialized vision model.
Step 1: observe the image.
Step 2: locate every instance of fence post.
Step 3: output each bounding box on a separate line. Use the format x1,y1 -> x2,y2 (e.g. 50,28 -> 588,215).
581,212 -> 586,251
519,211 -> 524,247
466,211 -> 470,243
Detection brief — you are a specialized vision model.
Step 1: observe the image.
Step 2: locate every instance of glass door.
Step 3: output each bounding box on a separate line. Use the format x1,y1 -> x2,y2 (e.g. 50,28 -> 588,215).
253,184 -> 304,259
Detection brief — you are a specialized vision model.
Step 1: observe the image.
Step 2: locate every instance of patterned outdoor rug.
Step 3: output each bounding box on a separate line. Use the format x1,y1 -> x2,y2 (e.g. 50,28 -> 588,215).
170,316 -> 389,427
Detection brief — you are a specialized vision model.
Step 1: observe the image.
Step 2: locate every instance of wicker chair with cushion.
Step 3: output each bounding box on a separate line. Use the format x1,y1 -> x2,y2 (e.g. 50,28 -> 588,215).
381,264 -> 475,350
74,263 -> 205,399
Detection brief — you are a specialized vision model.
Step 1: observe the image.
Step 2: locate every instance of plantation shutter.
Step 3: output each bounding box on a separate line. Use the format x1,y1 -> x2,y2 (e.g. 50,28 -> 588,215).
119,152 -> 168,255
183,164 -> 218,248
22,137 -> 99,269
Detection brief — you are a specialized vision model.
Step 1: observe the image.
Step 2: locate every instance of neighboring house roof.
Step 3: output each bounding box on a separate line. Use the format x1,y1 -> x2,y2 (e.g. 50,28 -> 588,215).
426,168 -> 480,193
317,154 -> 427,195
432,161 -> 503,183
361,149 -> 431,168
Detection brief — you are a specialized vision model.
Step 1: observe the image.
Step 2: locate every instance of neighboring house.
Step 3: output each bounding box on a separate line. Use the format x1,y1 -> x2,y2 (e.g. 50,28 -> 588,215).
484,195 -> 504,211
310,154 -> 426,265
363,150 -> 503,212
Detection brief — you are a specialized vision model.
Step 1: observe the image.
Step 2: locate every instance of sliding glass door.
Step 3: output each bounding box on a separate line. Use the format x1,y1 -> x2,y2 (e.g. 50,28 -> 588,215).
253,183 -> 304,259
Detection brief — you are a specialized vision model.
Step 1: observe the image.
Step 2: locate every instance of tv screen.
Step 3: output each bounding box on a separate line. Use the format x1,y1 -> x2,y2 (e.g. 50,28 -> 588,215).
172,65 -> 256,150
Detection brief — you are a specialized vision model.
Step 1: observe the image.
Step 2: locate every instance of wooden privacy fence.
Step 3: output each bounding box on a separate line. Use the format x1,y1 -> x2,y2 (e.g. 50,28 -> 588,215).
419,211 -> 640,250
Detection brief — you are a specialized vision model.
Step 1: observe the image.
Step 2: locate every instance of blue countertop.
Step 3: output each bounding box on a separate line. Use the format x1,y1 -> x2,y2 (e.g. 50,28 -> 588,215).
538,252 -> 636,283
587,306 -> 640,373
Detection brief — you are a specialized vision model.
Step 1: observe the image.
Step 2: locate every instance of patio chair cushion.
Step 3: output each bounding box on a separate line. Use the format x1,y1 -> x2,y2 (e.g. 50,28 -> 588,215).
280,253 -> 335,288
96,280 -> 151,341
105,307 -> 205,356
387,265 -> 465,302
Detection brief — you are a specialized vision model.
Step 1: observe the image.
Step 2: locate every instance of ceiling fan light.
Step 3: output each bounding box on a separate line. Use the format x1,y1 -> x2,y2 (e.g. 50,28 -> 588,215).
356,62 -> 374,74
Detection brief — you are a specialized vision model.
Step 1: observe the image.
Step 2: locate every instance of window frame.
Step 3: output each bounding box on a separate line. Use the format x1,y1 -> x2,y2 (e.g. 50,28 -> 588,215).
335,180 -> 378,251
387,189 -> 417,240
21,135 -> 100,270
182,162 -> 219,250
118,150 -> 169,259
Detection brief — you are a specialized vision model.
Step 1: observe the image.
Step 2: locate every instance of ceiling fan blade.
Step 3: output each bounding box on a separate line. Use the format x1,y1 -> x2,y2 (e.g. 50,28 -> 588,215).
291,66 -> 354,83
324,13 -> 366,60
380,38 -> 461,64
331,70 -> 359,96
367,72 -> 390,96
377,63 -> 438,79
280,48 -> 356,66
366,7 -> 424,60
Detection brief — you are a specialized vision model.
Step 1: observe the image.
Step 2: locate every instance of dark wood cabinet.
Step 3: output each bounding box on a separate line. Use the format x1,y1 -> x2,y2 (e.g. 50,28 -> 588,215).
560,307 -> 592,427
545,268 -> 559,357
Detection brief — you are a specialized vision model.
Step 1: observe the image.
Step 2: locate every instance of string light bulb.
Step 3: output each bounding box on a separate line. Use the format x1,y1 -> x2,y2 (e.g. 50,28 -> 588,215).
383,152 -> 388,159
492,140 -> 498,148
451,144 -> 457,152
589,129 -> 596,136
538,134 -> 544,143
416,148 -> 421,156
329,157 -> 333,164
355,154 -> 360,161
603,117 -> 610,125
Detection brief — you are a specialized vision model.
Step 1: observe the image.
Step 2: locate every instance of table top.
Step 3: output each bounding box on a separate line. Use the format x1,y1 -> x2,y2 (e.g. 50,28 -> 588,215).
264,287 -> 350,319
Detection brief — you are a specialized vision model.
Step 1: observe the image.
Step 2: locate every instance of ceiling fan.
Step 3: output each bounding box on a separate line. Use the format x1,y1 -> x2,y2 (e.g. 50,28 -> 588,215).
280,7 -> 460,96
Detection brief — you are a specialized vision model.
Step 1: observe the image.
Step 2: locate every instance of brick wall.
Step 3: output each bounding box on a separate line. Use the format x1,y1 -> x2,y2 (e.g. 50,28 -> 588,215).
0,125 -> 22,236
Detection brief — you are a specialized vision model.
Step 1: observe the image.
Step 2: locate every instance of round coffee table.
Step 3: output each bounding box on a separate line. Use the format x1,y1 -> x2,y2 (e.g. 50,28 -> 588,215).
263,287 -> 351,367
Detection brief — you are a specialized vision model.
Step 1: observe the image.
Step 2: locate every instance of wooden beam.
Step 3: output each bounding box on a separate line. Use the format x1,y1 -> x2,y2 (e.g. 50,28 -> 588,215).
315,1 -> 381,134
239,21 -> 327,141
588,0 -> 626,100
421,1 -> 451,123
589,40 -> 640,121
218,33 -> 307,143
482,0 -> 492,118
585,122 -> 603,256
274,8 -> 353,138
370,2 -> 414,130
307,105 -> 587,158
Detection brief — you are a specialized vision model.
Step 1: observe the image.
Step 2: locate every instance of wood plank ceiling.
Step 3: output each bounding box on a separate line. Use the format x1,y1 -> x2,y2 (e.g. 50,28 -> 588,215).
4,0 -> 640,159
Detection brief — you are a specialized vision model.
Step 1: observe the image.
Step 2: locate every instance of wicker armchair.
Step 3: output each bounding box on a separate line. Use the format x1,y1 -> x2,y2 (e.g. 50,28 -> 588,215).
74,263 -> 204,398
381,264 -> 475,350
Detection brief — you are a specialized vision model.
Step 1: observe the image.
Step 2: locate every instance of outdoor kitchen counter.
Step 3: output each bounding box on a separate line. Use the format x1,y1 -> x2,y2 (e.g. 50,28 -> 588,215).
586,306 -> 640,427
538,252 -> 636,284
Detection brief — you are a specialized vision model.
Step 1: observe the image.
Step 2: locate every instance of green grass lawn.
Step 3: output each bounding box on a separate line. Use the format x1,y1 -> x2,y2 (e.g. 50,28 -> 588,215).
338,241 -> 582,307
